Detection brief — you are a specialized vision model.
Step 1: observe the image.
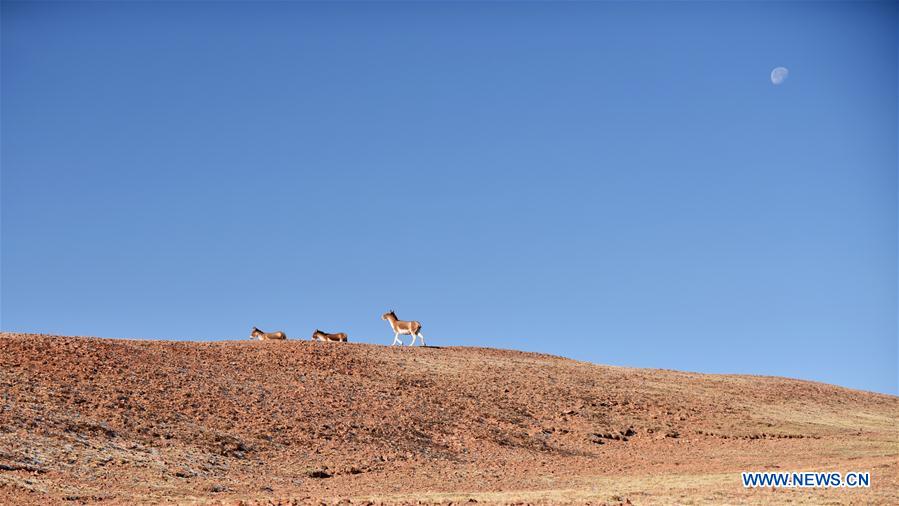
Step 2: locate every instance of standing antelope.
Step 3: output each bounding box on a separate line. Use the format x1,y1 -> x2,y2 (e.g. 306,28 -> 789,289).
381,310 -> 426,346
311,329 -> 348,342
249,327 -> 287,340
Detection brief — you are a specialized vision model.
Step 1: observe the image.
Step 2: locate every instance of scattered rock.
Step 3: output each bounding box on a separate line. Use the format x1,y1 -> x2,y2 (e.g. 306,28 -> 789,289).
306,468 -> 332,479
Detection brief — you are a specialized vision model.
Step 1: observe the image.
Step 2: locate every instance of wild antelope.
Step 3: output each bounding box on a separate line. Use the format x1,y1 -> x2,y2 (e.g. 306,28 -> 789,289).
381,310 -> 425,346
311,329 -> 348,342
249,327 -> 287,341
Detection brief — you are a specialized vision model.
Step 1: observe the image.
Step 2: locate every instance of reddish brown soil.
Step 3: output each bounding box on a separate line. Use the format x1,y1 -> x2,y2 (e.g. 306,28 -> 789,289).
0,333 -> 896,505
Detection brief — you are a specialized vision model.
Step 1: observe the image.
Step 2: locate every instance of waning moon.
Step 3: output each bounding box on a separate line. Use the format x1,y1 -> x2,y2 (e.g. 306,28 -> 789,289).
771,67 -> 789,85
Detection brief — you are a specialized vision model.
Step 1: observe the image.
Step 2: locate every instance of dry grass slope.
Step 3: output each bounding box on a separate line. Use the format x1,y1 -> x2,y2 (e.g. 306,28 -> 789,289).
0,333 -> 896,505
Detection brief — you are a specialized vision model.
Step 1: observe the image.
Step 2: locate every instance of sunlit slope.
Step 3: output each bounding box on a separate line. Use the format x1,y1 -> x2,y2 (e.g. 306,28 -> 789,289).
1,333 -> 896,504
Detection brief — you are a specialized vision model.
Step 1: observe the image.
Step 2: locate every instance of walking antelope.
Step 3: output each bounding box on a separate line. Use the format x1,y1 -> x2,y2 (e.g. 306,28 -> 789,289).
311,329 -> 348,342
381,310 -> 425,346
249,327 -> 287,341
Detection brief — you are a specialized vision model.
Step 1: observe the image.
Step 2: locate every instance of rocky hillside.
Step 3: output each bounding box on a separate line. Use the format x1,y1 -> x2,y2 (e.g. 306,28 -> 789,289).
0,333 -> 896,504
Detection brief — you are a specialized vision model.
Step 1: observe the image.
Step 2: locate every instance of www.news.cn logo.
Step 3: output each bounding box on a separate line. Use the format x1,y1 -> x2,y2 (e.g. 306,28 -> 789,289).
742,471 -> 870,488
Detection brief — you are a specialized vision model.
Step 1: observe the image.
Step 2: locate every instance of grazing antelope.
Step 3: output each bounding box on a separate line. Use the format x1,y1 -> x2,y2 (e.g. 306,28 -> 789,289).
311,329 -> 348,342
249,327 -> 287,341
381,310 -> 425,346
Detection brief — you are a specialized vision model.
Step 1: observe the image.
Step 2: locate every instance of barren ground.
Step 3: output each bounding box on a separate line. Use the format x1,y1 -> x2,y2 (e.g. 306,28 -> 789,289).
0,333 -> 896,505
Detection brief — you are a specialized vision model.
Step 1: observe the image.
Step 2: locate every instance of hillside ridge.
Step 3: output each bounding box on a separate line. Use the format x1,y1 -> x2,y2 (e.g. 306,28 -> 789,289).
0,332 -> 896,504
11,332 -> 889,396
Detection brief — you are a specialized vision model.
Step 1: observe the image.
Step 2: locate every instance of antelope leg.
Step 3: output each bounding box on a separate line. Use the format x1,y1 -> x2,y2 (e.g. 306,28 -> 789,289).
408,333 -> 417,346
417,333 -> 426,346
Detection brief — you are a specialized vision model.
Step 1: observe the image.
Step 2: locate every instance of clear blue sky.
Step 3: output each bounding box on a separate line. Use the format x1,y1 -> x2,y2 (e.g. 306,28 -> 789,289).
2,1 -> 896,394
